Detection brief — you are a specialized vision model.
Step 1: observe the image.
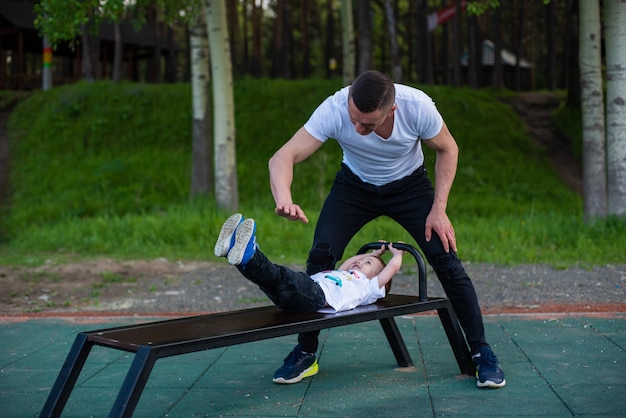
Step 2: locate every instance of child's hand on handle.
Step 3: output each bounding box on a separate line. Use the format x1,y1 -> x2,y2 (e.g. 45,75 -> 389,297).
387,242 -> 406,258
370,240 -> 389,257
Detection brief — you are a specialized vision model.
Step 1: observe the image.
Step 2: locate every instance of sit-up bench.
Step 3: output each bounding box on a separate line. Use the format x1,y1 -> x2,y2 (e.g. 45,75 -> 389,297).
40,242 -> 472,418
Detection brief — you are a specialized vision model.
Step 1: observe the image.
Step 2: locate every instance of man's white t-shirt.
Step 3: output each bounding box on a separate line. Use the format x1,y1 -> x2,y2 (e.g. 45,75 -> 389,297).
310,270 -> 385,313
303,84 -> 444,186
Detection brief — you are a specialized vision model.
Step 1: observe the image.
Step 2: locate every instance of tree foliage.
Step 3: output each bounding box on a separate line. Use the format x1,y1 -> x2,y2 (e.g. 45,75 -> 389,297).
32,0 -> 580,92
34,0 -> 96,46
466,0 -> 500,16
34,0 -> 198,48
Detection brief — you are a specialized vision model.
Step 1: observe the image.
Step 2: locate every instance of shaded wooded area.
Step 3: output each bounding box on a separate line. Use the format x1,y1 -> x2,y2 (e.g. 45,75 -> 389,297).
0,0 -> 179,89
1,0 -> 577,92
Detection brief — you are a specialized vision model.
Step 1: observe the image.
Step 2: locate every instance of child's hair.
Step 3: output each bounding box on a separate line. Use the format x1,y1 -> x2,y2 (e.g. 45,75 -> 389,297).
374,255 -> 386,270
385,279 -> 393,294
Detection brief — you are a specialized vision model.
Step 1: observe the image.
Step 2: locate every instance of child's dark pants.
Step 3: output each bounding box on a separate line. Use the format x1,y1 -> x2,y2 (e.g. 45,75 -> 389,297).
237,250 -> 327,313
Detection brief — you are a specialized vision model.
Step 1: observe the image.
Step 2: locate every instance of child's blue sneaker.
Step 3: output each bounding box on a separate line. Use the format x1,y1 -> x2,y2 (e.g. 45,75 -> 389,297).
214,213 -> 244,257
227,218 -> 257,265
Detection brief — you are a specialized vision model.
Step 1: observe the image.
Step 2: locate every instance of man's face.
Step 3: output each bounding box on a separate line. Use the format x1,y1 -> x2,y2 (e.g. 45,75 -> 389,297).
347,98 -> 395,135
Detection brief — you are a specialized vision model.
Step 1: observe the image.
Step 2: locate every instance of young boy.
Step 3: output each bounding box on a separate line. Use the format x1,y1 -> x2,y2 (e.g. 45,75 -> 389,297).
214,213 -> 405,383
214,213 -> 405,315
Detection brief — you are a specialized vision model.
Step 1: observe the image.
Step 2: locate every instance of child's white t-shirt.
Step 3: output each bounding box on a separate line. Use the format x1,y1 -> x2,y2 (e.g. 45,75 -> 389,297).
310,270 -> 386,313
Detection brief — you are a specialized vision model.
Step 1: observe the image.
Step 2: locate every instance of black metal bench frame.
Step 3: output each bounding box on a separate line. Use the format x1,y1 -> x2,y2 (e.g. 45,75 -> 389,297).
40,242 -> 472,418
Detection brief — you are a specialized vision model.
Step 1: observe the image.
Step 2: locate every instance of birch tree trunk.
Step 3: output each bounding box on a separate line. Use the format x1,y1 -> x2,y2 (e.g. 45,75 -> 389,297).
205,0 -> 238,210
190,8 -> 213,198
579,0 -> 607,219
605,0 -> 626,216
383,0 -> 402,82
341,0 -> 355,85
42,35 -> 52,90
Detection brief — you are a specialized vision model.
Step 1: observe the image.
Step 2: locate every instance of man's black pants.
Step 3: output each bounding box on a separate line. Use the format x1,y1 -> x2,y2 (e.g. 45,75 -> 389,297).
299,164 -> 488,355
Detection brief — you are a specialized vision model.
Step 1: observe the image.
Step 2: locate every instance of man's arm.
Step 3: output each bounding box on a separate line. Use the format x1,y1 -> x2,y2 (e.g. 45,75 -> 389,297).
268,127 -> 323,223
422,121 -> 459,253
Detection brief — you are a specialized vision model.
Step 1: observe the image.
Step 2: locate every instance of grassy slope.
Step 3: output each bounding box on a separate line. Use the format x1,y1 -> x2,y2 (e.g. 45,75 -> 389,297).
1,79 -> 623,266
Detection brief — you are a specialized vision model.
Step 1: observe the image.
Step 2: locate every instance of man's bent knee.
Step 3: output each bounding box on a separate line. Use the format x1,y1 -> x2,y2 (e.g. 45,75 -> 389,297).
429,251 -> 468,281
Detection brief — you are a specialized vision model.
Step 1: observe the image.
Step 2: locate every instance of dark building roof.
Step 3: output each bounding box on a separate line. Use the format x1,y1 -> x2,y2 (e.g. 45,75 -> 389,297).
1,0 -> 176,55
0,0 -> 36,30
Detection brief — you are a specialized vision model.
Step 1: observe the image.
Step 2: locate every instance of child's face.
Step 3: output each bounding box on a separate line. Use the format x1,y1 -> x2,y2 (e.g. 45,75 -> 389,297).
348,255 -> 384,278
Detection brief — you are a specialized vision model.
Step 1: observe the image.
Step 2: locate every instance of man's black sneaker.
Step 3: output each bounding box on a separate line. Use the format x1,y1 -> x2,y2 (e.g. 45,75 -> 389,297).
472,346 -> 506,388
273,345 -> 319,384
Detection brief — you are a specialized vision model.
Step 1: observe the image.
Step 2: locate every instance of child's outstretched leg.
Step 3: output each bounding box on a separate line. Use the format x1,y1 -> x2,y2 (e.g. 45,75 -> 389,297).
227,218 -> 258,265
214,216 -> 325,314
214,213 -> 244,257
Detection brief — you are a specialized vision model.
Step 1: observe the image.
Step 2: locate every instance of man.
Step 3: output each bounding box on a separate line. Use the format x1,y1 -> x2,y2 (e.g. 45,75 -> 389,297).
268,70 -> 505,388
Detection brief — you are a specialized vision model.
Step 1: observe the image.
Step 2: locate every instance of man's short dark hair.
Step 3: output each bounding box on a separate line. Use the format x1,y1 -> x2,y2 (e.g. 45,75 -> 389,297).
348,70 -> 396,113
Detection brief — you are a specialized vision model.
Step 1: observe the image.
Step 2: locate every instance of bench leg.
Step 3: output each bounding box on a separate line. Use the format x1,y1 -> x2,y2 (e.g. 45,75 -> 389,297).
379,318 -> 414,367
40,333 -> 94,418
108,345 -> 158,418
436,302 -> 473,375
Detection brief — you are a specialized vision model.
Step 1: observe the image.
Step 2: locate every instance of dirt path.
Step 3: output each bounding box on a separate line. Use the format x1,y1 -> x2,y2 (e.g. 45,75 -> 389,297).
1,256 -> 624,315
505,92 -> 582,194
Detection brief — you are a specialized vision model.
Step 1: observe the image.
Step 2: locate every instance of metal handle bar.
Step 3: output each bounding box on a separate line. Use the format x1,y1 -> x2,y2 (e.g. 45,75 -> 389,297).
357,241 -> 428,302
